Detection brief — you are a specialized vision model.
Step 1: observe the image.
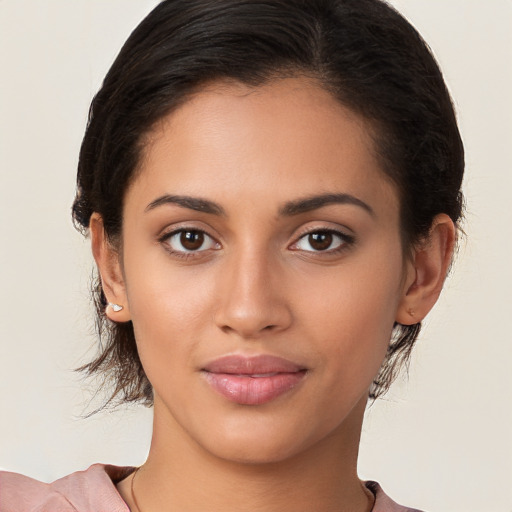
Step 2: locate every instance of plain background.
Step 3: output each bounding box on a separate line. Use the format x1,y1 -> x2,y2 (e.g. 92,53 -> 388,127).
0,1 -> 511,511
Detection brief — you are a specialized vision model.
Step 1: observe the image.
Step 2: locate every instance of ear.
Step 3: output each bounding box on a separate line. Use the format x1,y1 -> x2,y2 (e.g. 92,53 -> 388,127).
396,214 -> 456,325
89,213 -> 131,322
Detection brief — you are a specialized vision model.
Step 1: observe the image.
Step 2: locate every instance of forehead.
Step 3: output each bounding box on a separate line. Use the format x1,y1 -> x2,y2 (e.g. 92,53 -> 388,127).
145,76 -> 376,165
130,77 -> 398,219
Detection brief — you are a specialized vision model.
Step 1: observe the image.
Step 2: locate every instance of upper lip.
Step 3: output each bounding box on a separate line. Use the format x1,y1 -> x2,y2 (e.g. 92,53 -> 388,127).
202,354 -> 306,374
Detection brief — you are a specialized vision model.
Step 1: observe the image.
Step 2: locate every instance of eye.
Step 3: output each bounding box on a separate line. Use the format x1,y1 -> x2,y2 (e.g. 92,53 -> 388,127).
162,229 -> 219,253
292,230 -> 353,253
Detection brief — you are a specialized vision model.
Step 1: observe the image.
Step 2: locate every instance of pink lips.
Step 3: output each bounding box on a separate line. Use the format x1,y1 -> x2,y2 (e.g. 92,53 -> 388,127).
202,355 -> 307,405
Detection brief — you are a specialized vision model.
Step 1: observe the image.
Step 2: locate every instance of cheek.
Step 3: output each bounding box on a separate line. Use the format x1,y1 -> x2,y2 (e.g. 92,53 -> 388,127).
122,250 -> 218,377
296,253 -> 404,379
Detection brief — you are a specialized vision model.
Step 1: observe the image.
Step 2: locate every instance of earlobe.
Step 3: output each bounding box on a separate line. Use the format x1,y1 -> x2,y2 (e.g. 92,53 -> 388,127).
396,214 -> 456,325
89,213 -> 131,322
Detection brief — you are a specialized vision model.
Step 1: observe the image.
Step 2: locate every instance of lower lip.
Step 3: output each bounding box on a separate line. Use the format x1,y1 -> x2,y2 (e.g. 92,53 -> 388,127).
202,371 -> 306,405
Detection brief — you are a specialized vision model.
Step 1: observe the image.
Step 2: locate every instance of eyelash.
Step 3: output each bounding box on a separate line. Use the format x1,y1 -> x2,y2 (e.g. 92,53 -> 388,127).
158,227 -> 355,259
290,228 -> 355,255
159,228 -> 220,260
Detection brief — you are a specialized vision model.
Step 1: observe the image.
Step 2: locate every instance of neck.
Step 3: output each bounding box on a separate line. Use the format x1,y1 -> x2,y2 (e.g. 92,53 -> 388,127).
123,396 -> 372,512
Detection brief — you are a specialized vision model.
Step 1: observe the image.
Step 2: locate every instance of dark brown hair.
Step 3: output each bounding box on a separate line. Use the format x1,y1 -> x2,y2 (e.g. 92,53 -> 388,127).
73,0 -> 464,407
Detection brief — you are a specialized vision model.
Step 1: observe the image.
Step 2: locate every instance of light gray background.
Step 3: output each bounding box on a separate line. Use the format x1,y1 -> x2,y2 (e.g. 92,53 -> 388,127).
1,1 -> 511,511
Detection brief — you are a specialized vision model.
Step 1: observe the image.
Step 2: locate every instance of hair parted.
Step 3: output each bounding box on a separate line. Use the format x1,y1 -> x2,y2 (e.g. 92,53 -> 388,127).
73,0 -> 464,408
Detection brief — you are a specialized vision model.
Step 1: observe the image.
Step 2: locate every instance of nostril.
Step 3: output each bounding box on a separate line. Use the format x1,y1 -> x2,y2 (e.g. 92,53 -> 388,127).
218,322 -> 280,338
213,289 -> 293,338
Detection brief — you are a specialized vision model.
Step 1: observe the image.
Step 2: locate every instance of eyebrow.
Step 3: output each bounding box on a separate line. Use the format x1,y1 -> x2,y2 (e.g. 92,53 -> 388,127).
279,193 -> 375,217
145,195 -> 226,215
144,192 -> 374,218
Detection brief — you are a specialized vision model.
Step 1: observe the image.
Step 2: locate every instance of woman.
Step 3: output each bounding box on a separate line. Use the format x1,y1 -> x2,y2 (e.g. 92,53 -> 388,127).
0,0 -> 464,510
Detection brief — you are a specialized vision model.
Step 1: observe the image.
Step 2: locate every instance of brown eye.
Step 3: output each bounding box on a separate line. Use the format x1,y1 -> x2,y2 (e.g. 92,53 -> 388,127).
180,230 -> 204,250
308,232 -> 333,251
292,230 -> 350,253
164,229 -> 218,254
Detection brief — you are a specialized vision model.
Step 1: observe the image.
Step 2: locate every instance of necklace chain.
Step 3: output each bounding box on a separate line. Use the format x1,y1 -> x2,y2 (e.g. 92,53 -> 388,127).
130,467 -> 143,512
129,465 -> 375,512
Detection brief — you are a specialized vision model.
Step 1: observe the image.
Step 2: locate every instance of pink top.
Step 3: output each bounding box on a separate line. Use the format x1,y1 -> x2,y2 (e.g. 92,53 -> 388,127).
0,464 -> 423,511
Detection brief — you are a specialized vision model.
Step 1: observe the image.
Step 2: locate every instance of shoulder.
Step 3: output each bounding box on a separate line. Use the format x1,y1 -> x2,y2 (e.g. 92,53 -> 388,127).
0,464 -> 134,512
367,481 -> 426,512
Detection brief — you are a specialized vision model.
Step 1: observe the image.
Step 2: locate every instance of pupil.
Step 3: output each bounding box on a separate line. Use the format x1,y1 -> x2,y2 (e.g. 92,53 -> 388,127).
309,232 -> 332,251
180,231 -> 204,250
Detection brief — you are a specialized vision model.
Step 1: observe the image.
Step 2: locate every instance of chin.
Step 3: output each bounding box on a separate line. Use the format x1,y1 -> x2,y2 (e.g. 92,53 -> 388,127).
205,435 -> 307,466
192,411 -> 332,467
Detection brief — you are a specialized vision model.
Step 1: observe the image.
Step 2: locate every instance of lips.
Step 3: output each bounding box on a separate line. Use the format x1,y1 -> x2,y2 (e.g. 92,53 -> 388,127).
201,355 -> 307,405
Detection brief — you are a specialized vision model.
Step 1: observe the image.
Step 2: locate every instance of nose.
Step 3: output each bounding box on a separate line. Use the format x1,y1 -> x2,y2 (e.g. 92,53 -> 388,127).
213,249 -> 293,339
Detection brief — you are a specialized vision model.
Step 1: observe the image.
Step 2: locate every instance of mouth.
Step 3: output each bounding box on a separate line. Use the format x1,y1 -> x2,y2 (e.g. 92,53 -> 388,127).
201,354 -> 307,406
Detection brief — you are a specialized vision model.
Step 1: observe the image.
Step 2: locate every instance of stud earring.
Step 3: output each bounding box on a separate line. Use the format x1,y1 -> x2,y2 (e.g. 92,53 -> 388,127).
108,302 -> 124,312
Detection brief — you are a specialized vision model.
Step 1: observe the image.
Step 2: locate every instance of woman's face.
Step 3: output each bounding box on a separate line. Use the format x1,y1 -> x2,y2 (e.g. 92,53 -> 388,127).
118,77 -> 414,463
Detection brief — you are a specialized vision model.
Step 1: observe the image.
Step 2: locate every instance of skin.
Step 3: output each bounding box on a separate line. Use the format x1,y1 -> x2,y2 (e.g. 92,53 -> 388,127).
91,77 -> 455,511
